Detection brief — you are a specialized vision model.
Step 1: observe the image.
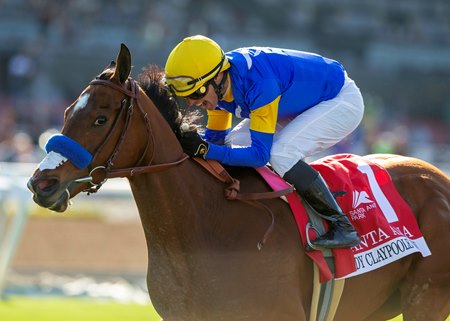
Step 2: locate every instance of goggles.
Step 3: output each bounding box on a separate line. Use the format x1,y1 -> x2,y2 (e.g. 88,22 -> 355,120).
165,55 -> 225,96
186,80 -> 211,100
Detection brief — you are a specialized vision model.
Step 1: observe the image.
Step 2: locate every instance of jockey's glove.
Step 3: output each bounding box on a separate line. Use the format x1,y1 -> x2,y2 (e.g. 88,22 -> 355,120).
179,131 -> 209,159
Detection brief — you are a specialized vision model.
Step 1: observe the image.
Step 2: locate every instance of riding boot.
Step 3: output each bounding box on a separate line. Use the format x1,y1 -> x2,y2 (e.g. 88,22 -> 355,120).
283,160 -> 360,249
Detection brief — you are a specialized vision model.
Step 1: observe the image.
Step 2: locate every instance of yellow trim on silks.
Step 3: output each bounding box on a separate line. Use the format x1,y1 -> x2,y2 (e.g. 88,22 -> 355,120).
207,109 -> 232,131
249,96 -> 280,134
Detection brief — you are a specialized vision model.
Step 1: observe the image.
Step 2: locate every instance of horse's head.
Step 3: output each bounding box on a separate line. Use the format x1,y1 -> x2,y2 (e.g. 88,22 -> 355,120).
28,43 -> 184,212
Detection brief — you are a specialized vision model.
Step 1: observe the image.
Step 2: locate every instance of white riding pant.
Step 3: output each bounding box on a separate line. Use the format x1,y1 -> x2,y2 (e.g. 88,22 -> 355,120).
224,73 -> 364,177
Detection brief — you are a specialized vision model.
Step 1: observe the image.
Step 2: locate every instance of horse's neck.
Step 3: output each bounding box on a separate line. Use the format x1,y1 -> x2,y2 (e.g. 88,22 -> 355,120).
128,161 -> 225,244
131,91 -> 216,233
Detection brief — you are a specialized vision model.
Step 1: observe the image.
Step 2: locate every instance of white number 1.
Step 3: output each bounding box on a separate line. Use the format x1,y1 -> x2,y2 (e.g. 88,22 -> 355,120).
356,159 -> 399,223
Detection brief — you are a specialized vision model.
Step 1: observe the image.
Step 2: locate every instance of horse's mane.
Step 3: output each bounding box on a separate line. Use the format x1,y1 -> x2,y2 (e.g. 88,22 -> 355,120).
137,65 -> 184,138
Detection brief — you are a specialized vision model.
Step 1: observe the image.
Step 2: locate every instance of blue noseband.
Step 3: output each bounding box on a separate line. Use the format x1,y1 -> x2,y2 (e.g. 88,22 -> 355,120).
45,134 -> 93,169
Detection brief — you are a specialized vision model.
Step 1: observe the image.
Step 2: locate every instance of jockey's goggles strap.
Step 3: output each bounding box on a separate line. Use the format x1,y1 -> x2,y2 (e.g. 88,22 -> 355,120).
45,134 -> 93,169
211,70 -> 228,100
165,54 -> 225,94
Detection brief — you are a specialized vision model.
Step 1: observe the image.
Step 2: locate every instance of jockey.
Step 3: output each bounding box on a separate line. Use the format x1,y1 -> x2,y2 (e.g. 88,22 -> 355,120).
164,35 -> 363,249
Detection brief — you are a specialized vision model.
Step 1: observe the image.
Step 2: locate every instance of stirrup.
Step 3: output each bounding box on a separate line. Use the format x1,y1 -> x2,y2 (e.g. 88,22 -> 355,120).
305,222 -> 322,251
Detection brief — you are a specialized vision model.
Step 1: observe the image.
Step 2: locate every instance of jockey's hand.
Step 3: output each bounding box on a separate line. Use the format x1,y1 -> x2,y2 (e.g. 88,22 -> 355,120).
179,131 -> 209,159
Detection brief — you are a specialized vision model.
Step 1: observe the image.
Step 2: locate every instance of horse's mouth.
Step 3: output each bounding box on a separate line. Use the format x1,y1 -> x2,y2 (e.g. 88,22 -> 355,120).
31,188 -> 70,212
28,178 -> 72,213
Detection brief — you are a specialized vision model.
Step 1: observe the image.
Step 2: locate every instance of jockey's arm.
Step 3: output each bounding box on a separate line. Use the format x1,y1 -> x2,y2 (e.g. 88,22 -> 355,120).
203,109 -> 232,144
205,96 -> 280,167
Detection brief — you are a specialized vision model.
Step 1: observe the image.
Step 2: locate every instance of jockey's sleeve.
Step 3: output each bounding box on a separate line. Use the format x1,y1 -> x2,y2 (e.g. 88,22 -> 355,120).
204,109 -> 232,144
206,96 -> 280,167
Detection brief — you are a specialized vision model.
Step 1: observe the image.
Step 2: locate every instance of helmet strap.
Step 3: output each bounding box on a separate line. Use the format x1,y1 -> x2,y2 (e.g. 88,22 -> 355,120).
211,70 -> 228,100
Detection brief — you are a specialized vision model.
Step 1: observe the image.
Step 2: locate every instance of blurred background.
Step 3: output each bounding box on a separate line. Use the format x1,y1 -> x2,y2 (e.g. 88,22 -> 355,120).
0,0 -> 449,319
0,0 -> 449,165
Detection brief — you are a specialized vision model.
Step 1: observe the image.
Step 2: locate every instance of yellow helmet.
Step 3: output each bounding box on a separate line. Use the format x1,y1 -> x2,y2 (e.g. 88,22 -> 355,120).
165,35 -> 230,97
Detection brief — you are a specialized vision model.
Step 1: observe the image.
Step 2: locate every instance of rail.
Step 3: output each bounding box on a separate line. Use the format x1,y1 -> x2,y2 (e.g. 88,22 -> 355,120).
0,162 -> 133,298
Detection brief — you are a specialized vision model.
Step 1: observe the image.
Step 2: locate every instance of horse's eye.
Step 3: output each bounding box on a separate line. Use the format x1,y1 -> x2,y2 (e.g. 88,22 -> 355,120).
94,115 -> 107,126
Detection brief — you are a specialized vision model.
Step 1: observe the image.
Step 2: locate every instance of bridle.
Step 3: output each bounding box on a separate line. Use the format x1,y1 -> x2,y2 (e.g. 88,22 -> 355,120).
75,77 -> 188,194
71,77 -> 293,250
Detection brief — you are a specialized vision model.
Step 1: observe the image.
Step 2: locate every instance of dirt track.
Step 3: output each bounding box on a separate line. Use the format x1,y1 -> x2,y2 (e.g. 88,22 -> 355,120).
12,216 -> 148,275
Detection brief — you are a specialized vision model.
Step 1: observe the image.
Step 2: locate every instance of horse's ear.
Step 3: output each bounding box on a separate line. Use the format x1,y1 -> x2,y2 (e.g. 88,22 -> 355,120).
113,43 -> 132,84
107,60 -> 116,70
100,61 -> 116,74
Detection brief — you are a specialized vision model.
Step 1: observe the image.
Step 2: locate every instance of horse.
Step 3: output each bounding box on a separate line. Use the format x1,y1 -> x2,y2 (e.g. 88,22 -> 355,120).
27,44 -> 450,321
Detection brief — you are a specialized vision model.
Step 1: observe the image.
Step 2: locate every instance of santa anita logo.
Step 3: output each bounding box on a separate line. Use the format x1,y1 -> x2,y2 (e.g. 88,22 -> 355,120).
349,190 -> 377,220
352,190 -> 372,208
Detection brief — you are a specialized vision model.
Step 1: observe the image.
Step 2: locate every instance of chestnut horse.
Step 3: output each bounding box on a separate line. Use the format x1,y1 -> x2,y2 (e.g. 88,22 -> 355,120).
27,44 -> 449,321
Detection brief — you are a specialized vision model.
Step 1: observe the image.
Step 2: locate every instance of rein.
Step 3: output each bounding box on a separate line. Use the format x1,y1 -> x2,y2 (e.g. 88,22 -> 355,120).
192,158 -> 295,249
192,158 -> 294,201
